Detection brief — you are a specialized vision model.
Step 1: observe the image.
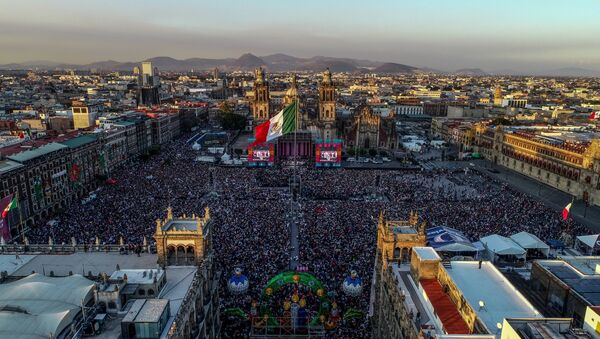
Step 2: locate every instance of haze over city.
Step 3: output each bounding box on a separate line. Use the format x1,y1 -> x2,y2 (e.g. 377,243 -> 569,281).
2,1 -> 600,339
2,0 -> 600,74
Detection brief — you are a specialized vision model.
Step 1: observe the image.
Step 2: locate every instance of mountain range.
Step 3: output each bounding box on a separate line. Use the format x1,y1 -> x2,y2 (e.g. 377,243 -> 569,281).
1,53 -> 599,77
0,53 -> 418,74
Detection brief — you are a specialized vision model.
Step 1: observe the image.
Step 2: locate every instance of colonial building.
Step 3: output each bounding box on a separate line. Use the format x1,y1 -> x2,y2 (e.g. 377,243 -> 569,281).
317,69 -> 337,140
473,125 -> 600,206
346,105 -> 398,150
153,206 -> 221,338
250,68 -> 270,124
372,211 -> 426,339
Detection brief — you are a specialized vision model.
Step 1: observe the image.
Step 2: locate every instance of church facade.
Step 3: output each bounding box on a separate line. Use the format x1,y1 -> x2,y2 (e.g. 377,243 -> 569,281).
248,68 -> 397,156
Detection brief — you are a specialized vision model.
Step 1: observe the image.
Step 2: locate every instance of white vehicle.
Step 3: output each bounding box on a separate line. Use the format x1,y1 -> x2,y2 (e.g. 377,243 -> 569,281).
347,157 -> 356,162
382,157 -> 391,162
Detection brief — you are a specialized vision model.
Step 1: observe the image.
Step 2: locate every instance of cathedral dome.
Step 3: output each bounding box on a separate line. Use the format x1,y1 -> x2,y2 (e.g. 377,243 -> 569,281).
285,74 -> 298,98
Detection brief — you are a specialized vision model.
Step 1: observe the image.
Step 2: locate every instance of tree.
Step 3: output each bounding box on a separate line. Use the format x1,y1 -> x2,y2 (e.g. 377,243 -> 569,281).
368,149 -> 378,157
491,117 -> 511,126
347,149 -> 355,156
219,113 -> 246,131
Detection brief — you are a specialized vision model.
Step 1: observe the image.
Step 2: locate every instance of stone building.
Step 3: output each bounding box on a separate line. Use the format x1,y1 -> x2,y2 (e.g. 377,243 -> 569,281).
372,211 -> 426,339
346,105 -> 398,150
153,206 -> 221,338
250,68 -> 270,124
473,125 -> 600,206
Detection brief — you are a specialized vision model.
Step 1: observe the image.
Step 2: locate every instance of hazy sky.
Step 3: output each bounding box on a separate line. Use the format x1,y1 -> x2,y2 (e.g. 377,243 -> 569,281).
2,0 -> 600,72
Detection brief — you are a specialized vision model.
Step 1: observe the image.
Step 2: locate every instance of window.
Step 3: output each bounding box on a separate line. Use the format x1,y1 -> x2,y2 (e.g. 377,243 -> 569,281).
148,289 -> 155,296
138,289 -> 146,296
108,301 -> 117,309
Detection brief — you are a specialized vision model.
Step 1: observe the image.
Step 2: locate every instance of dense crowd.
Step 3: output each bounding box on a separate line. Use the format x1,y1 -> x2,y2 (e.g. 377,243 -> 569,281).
27,133 -> 589,338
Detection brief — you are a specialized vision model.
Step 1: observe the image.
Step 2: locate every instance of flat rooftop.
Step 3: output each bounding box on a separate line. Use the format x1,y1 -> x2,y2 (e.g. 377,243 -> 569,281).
414,247 -> 441,261
446,261 -> 541,334
4,252 -> 158,277
123,299 -> 169,323
537,257 -> 600,306
110,268 -> 165,284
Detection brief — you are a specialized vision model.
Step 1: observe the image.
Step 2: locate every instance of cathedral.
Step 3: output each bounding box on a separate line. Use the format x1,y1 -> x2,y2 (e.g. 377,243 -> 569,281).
250,68 -> 338,141
248,68 -> 397,159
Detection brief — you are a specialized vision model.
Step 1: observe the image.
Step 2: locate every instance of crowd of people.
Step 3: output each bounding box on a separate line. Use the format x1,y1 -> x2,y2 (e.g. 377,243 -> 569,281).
27,133 -> 590,338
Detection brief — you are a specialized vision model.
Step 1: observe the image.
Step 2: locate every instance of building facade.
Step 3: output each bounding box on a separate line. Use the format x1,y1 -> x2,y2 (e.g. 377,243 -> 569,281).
154,207 -> 221,338
372,211 -> 426,339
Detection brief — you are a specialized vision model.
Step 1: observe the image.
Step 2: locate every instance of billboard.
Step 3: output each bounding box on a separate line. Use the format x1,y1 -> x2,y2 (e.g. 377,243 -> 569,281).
248,142 -> 274,167
315,139 -> 342,168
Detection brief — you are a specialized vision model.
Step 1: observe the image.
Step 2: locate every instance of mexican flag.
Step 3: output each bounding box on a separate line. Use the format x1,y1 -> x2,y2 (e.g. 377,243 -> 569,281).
2,195 -> 17,219
562,202 -> 572,221
251,101 -> 297,146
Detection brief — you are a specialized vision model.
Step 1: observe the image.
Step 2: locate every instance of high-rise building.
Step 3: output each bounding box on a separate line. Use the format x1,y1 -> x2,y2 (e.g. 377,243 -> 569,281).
71,100 -> 99,129
136,62 -> 161,106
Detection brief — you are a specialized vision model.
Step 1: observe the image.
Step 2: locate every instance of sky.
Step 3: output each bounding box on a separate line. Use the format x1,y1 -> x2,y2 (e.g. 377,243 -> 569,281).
1,0 -> 600,73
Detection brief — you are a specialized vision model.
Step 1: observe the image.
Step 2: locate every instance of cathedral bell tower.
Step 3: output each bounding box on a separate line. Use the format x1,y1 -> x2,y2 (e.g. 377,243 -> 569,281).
252,68 -> 270,124
318,68 -> 336,140
319,68 -> 335,122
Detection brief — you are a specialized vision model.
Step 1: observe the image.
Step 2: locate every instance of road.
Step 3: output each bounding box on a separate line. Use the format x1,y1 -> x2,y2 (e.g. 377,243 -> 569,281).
424,159 -> 600,233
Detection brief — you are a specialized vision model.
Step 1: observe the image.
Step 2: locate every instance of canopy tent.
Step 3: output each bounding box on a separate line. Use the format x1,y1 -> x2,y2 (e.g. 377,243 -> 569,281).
426,226 -> 477,253
480,234 -> 526,263
576,234 -> 600,255
0,273 -> 95,339
510,231 -> 550,258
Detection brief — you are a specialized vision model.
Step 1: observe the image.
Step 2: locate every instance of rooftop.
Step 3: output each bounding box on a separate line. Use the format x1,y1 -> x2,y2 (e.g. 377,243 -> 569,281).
0,273 -> 95,339
445,261 -> 541,334
537,256 -> 600,306
6,142 -> 67,163
414,247 -> 441,261
59,133 -> 97,148
5,252 -> 158,277
0,159 -> 24,174
123,299 -> 169,323
110,268 -> 165,285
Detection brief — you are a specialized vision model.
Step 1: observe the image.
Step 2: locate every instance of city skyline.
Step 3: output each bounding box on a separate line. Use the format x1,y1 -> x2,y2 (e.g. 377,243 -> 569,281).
2,0 -> 600,74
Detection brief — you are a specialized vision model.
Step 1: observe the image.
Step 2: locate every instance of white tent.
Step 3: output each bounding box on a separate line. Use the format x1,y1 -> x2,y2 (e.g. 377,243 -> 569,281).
480,234 -> 526,263
576,234 -> 600,255
0,273 -> 95,339
510,231 -> 550,257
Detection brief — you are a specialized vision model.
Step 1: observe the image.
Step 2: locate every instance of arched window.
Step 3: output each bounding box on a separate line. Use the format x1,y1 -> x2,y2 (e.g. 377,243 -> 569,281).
108,301 -> 117,309
138,289 -> 146,296
148,289 -> 155,296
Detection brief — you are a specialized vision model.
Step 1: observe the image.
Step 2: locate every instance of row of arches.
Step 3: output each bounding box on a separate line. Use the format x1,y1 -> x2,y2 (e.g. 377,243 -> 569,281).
167,245 -> 196,266
393,247 -> 413,263
502,148 -> 579,181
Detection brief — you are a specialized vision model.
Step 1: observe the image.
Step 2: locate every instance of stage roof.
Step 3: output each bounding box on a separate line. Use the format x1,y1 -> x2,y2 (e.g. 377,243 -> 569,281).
480,234 -> 526,256
0,273 -> 94,339
510,231 -> 549,250
427,226 -> 477,252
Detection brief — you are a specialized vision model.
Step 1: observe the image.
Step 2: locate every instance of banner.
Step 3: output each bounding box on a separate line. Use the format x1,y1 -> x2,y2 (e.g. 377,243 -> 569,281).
0,195 -> 13,242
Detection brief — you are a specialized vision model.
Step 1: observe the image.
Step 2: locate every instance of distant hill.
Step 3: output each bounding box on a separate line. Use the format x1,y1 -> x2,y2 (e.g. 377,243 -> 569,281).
231,53 -> 266,70
455,68 -> 488,76
373,62 -> 417,74
0,53 -> 416,73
